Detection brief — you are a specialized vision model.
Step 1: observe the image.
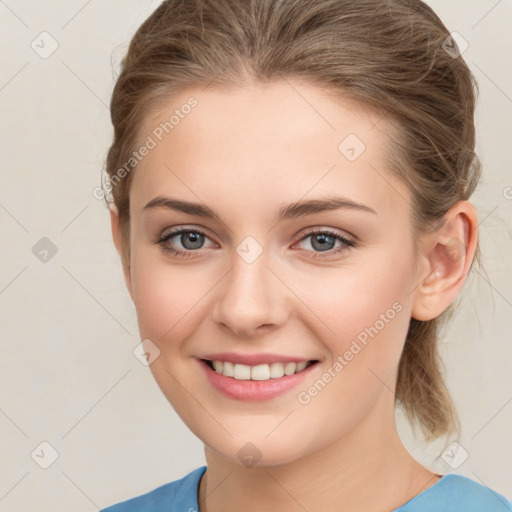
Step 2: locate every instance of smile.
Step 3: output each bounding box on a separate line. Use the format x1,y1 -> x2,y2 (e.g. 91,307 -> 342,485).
197,358 -> 319,401
205,359 -> 314,381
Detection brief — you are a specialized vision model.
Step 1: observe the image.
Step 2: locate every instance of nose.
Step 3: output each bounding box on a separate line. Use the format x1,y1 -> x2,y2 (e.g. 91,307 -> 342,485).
212,249 -> 289,338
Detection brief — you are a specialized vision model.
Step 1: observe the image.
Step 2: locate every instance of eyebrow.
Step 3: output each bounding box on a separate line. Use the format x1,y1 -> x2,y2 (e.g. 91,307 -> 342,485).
143,195 -> 377,223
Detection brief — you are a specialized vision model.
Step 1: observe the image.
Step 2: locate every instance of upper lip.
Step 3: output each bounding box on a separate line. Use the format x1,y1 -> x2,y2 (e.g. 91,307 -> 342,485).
198,352 -> 317,366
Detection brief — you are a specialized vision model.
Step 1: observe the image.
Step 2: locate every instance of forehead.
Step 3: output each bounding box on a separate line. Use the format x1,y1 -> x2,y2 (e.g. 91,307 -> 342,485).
130,79 -> 409,220
139,79 -> 384,154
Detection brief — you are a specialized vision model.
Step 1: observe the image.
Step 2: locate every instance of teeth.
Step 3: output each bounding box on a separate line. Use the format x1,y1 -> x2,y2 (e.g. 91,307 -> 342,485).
233,363 -> 251,380
284,362 -> 296,375
296,361 -> 308,372
269,362 -> 285,378
222,361 -> 234,377
251,364 -> 270,381
210,360 -> 311,381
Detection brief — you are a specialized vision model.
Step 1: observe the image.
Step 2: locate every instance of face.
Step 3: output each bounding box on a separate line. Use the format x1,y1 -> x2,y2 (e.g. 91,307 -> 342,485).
118,79 -> 427,467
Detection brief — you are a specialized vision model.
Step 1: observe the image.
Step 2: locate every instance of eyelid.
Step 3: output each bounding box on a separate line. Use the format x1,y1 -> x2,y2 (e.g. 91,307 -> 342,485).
160,224 -> 215,238
297,225 -> 356,243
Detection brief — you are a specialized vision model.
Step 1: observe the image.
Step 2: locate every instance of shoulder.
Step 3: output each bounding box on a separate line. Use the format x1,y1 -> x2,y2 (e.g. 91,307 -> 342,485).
400,473 -> 512,512
439,474 -> 512,511
100,466 -> 207,512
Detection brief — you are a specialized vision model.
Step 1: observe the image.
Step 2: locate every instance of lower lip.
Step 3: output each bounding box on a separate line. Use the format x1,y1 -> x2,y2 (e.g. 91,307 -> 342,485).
197,359 -> 318,401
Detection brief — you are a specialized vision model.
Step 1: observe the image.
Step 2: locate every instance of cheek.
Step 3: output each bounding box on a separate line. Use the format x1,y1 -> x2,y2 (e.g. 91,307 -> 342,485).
290,252 -> 414,348
290,262 -> 412,440
130,250 -> 211,344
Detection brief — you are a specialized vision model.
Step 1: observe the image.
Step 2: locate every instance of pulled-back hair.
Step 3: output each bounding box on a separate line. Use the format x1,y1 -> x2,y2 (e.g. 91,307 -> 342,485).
104,0 -> 481,442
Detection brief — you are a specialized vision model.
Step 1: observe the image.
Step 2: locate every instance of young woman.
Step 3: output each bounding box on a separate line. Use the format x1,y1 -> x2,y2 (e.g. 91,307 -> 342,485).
100,0 -> 512,510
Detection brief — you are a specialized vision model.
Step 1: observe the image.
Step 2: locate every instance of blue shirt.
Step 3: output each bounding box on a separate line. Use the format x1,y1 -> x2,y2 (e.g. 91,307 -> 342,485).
101,465 -> 512,511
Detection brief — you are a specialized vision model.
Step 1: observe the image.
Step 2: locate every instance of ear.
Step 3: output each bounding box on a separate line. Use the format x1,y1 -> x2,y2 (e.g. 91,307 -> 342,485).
110,206 -> 133,300
411,200 -> 478,321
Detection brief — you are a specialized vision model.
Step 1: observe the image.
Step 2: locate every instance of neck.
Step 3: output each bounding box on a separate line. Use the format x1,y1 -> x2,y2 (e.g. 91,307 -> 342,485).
198,398 -> 439,512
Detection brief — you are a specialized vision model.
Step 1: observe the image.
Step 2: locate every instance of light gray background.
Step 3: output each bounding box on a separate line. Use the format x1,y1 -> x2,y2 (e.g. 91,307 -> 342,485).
0,0 -> 511,510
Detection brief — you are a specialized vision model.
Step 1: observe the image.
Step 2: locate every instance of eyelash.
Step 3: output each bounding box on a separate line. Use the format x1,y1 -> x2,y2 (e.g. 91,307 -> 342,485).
155,227 -> 356,259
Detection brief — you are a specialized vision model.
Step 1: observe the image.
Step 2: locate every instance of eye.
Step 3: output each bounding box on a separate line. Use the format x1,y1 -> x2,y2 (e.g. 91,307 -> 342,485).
155,227 -> 356,259
294,229 -> 356,258
156,228 -> 215,257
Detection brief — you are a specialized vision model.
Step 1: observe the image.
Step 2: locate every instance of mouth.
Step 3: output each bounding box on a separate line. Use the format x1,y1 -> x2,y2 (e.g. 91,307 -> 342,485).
200,358 -> 319,381
197,357 -> 320,401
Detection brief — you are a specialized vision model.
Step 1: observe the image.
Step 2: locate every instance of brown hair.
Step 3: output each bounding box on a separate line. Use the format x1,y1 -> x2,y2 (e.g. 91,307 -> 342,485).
104,0 -> 481,442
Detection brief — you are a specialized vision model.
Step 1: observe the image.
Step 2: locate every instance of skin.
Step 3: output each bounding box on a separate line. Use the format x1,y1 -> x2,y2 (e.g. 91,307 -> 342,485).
110,79 -> 478,512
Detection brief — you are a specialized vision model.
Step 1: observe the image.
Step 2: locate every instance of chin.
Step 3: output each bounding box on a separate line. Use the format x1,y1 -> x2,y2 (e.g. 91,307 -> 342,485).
203,433 -> 313,469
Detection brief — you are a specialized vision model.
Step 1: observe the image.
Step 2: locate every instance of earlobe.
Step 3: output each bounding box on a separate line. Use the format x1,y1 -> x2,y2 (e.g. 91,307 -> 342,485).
109,206 -> 133,300
411,201 -> 478,321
